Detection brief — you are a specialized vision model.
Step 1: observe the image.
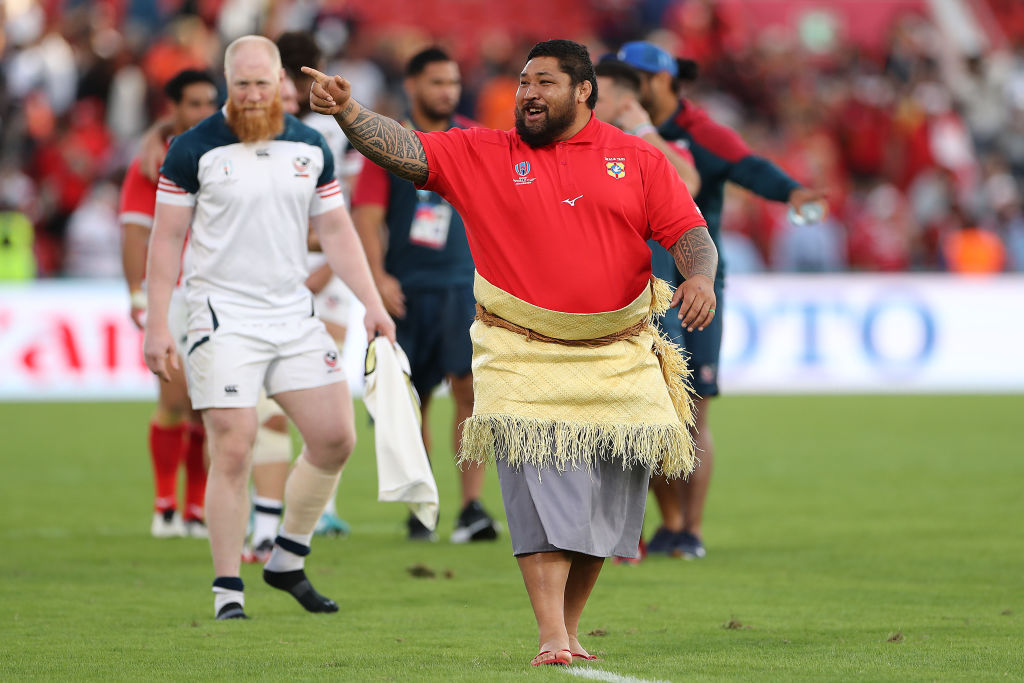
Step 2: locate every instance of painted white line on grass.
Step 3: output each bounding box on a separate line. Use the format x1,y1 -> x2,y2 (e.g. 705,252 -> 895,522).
564,667 -> 671,683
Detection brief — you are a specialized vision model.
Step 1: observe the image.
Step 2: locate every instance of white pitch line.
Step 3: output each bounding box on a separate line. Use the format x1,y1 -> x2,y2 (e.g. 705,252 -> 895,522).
564,667 -> 672,683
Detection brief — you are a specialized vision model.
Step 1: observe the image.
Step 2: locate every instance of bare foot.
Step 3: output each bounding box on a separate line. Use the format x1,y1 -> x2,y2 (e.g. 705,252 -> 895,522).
569,636 -> 598,661
531,645 -> 572,667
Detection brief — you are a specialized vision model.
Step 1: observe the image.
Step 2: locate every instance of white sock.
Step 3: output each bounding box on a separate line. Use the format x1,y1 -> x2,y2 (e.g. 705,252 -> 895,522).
264,529 -> 313,573
252,496 -> 283,545
213,588 -> 244,615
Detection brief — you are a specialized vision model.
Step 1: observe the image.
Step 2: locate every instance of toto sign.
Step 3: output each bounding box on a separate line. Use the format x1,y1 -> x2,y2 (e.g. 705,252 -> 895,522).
718,274 -> 1024,393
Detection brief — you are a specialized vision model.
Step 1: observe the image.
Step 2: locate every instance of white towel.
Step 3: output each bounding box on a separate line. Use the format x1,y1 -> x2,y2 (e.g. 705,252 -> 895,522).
362,338 -> 439,530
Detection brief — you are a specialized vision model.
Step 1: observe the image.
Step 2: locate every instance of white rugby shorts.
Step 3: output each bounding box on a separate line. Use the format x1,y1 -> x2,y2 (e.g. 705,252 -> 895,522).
313,276 -> 353,328
185,315 -> 345,409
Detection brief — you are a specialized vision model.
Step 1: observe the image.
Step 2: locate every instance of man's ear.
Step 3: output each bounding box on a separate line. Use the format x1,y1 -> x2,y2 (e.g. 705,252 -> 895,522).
577,79 -> 593,104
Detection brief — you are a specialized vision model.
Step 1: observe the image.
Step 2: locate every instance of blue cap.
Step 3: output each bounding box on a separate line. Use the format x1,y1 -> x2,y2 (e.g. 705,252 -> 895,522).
617,41 -> 678,77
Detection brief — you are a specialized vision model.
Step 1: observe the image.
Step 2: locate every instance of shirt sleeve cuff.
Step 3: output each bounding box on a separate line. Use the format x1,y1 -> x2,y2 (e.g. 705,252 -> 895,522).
156,190 -> 196,207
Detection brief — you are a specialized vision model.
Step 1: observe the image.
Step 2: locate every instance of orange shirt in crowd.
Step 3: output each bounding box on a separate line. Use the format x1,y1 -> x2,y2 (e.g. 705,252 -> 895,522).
943,227 -> 1006,273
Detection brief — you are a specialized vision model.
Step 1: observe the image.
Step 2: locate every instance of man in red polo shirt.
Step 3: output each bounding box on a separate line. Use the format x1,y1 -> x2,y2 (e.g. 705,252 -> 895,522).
304,39 -> 717,667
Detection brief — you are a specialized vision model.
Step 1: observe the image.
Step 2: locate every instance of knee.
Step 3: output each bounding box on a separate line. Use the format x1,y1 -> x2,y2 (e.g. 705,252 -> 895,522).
206,425 -> 256,478
210,444 -> 251,479
313,426 -> 356,470
158,392 -> 191,423
153,405 -> 185,425
332,427 -> 356,463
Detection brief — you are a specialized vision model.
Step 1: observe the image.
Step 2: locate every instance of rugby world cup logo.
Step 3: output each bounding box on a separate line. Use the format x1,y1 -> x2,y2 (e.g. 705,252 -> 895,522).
324,350 -> 338,368
512,160 -> 536,185
293,156 -> 311,177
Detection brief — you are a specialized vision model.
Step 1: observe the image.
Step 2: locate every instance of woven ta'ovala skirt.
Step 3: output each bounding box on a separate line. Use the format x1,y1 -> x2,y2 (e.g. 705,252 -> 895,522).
496,453 -> 650,559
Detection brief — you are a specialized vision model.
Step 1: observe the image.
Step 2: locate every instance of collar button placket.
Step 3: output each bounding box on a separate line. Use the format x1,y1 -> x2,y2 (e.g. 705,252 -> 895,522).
556,144 -> 575,196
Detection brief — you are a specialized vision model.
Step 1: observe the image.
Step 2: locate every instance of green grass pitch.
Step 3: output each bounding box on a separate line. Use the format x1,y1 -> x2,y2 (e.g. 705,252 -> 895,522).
1,395 -> 1021,681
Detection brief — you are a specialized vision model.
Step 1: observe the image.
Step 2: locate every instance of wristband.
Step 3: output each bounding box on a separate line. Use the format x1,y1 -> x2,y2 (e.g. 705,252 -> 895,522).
130,289 -> 147,311
629,123 -> 657,138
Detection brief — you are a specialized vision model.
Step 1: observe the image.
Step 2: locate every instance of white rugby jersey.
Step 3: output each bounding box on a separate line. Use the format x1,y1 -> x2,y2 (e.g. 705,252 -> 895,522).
157,110 -> 344,322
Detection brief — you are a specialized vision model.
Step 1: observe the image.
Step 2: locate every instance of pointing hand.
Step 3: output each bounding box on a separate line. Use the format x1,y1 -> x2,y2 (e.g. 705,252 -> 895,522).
301,66 -> 352,116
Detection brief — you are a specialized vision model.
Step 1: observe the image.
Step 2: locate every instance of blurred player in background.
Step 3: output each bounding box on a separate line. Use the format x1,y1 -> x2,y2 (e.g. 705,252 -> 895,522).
277,31 -> 358,538
618,41 -> 824,560
594,59 -> 701,197
120,69 -> 217,538
592,57 -> 701,564
350,47 -> 499,543
144,36 -> 394,620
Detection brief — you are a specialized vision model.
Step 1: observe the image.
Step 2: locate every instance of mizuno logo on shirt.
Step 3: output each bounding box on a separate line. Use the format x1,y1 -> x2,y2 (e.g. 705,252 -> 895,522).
224,385 -> 238,394
562,195 -> 584,207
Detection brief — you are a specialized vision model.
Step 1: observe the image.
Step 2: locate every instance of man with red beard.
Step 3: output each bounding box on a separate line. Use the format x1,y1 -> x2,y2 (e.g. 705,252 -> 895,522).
143,35 -> 394,620
304,39 -> 717,665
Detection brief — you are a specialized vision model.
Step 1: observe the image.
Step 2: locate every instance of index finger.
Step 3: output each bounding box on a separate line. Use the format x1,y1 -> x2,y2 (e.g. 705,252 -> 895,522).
300,66 -> 328,84
669,286 -> 684,311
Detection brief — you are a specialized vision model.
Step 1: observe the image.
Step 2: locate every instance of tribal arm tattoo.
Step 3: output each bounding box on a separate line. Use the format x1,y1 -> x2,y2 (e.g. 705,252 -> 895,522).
334,101 -> 428,185
669,227 -> 718,281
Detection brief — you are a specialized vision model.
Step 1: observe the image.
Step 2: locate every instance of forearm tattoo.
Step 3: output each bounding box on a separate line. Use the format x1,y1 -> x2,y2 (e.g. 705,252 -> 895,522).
669,227 -> 718,281
336,102 -> 428,185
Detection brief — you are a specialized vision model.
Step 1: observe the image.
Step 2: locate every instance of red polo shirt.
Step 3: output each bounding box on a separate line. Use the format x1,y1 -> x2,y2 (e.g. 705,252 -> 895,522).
416,114 -> 705,313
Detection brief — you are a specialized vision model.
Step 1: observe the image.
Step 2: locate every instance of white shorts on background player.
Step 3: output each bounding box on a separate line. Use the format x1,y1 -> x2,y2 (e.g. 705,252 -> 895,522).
302,112 -> 355,331
307,251 -> 353,329
314,276 -> 352,328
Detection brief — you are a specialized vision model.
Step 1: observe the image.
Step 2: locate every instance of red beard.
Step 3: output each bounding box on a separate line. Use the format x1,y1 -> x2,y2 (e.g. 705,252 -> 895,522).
225,94 -> 284,143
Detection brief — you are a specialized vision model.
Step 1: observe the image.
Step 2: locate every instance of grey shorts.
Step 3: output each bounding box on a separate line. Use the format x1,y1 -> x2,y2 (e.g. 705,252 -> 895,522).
496,456 -> 650,559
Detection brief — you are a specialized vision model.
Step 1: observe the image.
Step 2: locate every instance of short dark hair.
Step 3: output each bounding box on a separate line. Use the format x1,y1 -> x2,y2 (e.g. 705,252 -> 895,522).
276,31 -> 322,80
676,58 -> 699,83
406,47 -> 452,77
527,39 -> 597,109
595,59 -> 641,95
164,70 -> 216,103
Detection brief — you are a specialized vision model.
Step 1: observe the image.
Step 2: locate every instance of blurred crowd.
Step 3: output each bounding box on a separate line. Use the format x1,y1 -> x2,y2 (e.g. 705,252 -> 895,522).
1,0 -> 1023,279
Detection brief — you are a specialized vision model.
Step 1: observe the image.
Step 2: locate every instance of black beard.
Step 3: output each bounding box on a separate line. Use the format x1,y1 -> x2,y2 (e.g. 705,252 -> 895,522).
420,102 -> 455,123
514,103 -> 575,148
